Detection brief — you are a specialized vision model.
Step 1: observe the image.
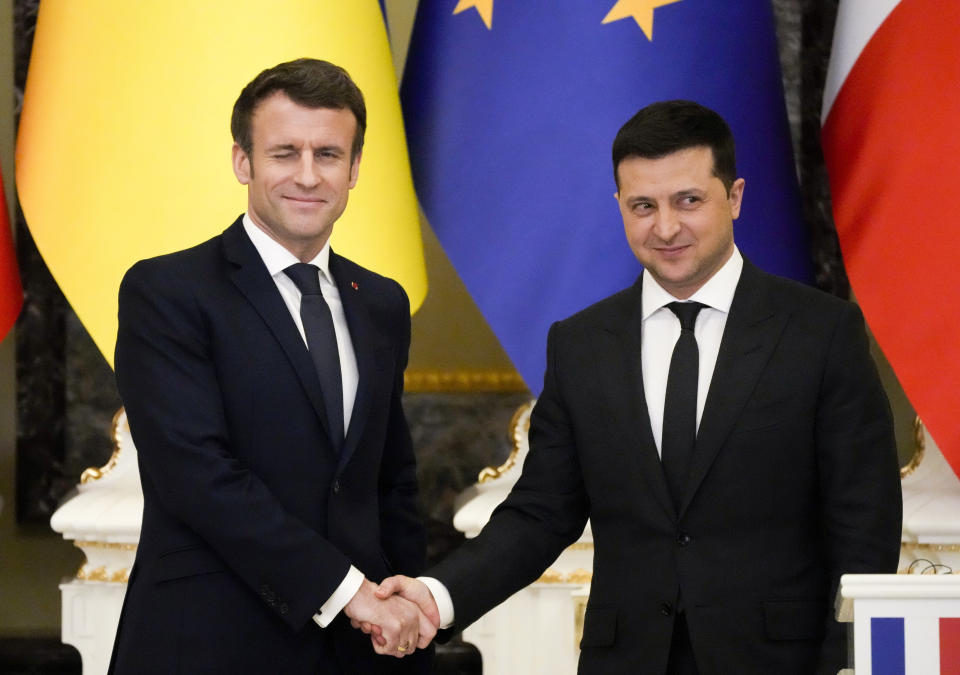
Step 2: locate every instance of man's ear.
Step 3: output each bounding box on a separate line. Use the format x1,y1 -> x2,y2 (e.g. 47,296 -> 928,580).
728,177 -> 745,219
232,143 -> 252,185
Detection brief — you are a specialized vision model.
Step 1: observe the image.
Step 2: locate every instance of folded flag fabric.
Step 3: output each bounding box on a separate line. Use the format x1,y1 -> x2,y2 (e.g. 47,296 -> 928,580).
822,0 -> 960,479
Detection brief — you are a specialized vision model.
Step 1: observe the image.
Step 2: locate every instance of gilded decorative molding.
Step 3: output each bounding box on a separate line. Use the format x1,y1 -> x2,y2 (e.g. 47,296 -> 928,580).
73,540 -> 135,582
478,401 -> 535,483
73,540 -> 138,552
80,408 -> 127,484
566,569 -> 593,584
901,542 -> 960,553
75,565 -> 130,583
536,567 -> 594,584
110,569 -> 131,583
77,565 -> 108,582
404,369 -> 528,393
537,568 -> 566,584
899,416 -> 925,479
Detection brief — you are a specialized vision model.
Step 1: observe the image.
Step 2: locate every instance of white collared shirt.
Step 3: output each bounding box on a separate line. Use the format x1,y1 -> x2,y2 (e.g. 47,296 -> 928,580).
242,214 -> 359,432
242,214 -> 364,627
641,247 -> 743,456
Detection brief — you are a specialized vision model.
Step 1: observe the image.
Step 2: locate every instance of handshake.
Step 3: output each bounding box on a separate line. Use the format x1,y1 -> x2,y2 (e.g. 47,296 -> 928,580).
343,576 -> 441,658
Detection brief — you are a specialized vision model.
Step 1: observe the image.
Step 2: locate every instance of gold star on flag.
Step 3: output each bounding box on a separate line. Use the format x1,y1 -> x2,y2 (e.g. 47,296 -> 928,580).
602,0 -> 682,41
454,0 -> 494,30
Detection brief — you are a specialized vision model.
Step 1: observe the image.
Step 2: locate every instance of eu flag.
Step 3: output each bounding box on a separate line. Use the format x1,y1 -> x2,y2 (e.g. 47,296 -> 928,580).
402,0 -> 808,392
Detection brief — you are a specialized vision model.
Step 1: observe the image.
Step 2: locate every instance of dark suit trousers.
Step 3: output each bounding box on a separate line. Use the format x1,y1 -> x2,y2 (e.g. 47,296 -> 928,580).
667,613 -> 699,675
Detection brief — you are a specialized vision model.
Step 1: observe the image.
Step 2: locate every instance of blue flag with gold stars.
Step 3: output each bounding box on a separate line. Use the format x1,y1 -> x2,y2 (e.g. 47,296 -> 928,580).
402,0 -> 808,392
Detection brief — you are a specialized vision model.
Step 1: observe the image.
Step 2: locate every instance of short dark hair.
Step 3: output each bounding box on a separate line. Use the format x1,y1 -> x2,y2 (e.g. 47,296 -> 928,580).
231,58 -> 366,161
612,100 -> 737,192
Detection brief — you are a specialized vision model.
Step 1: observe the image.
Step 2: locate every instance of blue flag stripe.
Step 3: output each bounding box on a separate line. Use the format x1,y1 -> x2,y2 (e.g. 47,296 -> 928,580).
871,617 -> 906,675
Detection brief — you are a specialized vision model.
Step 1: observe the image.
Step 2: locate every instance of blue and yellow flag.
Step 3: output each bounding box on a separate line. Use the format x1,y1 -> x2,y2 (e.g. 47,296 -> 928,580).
17,1 -> 425,367
402,0 -> 808,391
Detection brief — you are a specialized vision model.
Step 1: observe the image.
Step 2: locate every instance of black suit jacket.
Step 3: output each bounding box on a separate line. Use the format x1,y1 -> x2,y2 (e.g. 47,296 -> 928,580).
431,259 -> 901,674
109,217 -> 428,674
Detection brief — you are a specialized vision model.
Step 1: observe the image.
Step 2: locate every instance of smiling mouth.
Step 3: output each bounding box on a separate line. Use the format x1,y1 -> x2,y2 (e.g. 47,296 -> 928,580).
657,245 -> 690,255
286,196 -> 325,204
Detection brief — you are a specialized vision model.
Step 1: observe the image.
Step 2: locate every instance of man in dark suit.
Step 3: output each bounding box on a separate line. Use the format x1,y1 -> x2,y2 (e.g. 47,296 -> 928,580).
374,101 -> 902,674
109,58 -> 433,673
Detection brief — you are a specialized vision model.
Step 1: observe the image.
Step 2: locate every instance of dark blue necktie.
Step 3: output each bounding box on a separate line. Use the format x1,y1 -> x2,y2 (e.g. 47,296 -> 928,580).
661,301 -> 706,511
284,263 -> 344,451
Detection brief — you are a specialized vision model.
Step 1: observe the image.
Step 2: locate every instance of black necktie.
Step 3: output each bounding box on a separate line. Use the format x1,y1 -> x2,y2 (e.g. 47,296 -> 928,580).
284,263 -> 344,451
661,301 -> 706,511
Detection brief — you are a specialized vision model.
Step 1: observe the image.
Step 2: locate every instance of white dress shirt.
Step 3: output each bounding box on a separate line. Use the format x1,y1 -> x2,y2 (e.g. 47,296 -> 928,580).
423,247 -> 745,629
641,247 -> 743,455
242,215 -> 364,627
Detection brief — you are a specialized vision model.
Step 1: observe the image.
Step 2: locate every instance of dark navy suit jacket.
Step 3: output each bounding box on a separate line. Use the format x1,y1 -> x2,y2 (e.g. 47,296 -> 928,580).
110,217 -> 428,674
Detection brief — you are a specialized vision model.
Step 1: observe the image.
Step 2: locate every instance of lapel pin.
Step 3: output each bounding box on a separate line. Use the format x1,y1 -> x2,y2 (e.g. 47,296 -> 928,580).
350,281 -> 359,291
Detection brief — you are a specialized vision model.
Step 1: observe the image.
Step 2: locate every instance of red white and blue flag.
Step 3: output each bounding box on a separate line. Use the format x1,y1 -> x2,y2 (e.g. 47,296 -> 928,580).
870,616 -> 960,674
822,0 -> 960,479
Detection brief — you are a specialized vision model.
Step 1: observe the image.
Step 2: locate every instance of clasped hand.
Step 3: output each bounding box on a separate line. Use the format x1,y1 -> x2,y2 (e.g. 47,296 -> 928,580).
343,577 -> 440,657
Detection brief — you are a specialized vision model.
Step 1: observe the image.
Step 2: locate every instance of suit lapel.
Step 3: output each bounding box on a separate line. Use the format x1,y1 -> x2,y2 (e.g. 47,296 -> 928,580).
221,219 -> 335,445
679,259 -> 789,516
602,280 -> 677,522
329,252 -> 380,474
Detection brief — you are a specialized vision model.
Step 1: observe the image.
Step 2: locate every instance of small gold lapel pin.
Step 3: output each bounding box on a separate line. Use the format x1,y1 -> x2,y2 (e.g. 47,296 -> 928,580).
350,281 -> 359,290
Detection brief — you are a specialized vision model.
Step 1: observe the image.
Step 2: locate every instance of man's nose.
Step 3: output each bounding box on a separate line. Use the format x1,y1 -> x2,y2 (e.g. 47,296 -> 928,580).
652,207 -> 681,240
296,154 -> 320,187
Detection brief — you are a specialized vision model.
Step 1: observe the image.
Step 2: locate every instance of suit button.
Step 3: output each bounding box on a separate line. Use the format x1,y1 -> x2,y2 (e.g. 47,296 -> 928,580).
660,603 -> 673,617
677,532 -> 691,547
332,480 -> 341,494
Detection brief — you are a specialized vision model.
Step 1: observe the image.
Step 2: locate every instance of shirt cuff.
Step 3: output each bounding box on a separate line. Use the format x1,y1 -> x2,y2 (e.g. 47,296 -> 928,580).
312,565 -> 364,628
418,576 -> 455,629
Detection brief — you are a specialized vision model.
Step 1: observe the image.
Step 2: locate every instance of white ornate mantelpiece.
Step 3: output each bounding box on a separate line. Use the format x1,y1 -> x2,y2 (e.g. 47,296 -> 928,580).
453,401 -> 593,675
50,410 -> 142,675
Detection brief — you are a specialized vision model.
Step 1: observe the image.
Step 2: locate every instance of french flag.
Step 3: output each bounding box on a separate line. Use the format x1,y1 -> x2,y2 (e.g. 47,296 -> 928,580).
871,617 -> 960,674
821,0 -> 960,481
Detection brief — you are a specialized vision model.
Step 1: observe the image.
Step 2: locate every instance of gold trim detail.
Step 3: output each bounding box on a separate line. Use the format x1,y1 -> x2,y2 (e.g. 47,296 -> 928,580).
404,369 -> 528,393
77,565 -> 108,582
75,565 -> 130,583
537,568 -> 566,583
73,540 -> 138,552
478,401 -> 535,483
568,542 -> 594,552
901,542 -> 960,553
80,408 -> 126,484
536,567 -> 594,584
900,416 -> 925,479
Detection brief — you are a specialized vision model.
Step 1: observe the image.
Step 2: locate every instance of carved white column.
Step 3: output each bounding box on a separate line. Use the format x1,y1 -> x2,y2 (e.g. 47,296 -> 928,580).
50,410 -> 142,675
